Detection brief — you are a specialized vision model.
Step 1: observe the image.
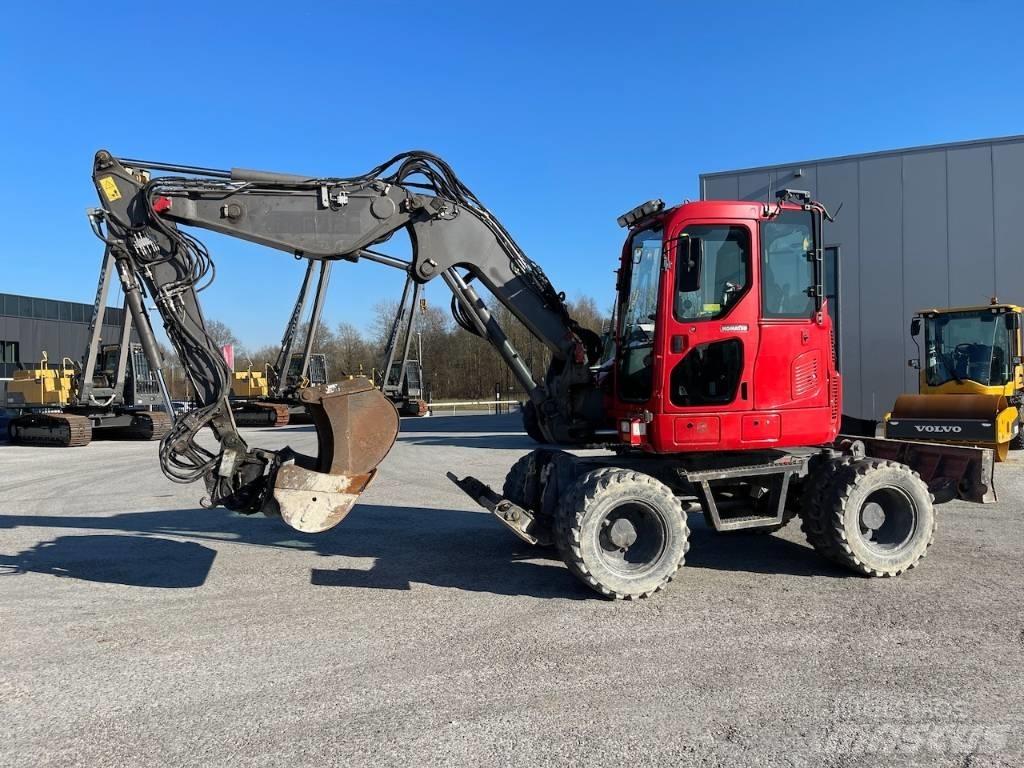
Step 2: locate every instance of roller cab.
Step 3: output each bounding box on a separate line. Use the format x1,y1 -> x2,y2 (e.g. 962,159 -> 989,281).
886,302 -> 1024,460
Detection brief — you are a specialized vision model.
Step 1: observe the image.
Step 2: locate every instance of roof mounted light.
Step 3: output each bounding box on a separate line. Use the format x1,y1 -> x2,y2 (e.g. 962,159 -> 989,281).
776,189 -> 812,204
617,199 -> 665,229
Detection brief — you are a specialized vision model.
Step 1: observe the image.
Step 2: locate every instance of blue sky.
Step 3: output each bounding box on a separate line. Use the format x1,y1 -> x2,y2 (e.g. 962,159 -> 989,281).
2,2 -> 1022,349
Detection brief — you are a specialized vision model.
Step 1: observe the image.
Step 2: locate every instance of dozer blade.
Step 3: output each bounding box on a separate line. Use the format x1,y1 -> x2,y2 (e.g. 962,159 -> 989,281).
270,378 -> 399,533
886,393 -> 1019,461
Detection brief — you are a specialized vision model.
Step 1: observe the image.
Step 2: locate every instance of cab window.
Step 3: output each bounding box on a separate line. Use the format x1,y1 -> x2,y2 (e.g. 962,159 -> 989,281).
760,209 -> 815,318
674,225 -> 750,321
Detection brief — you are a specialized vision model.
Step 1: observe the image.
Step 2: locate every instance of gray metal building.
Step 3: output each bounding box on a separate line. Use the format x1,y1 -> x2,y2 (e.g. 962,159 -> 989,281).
700,135 -> 1024,420
0,293 -> 130,401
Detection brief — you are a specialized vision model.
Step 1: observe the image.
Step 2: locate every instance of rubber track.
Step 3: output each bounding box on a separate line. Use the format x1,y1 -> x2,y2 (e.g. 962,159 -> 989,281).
130,411 -> 173,441
233,402 -> 290,427
559,469 -> 689,600
9,413 -> 92,447
286,408 -> 315,425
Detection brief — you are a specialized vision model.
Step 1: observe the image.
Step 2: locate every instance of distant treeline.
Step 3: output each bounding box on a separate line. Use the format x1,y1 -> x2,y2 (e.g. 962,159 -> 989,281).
159,296 -> 608,401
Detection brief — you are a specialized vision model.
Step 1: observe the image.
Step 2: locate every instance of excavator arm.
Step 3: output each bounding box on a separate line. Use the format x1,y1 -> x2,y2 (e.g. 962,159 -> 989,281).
88,149 -> 603,532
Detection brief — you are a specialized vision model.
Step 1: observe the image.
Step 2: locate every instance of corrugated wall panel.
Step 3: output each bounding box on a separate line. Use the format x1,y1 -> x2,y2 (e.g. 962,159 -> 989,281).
702,175 -> 739,200
993,142 -> 1024,293
816,160 -> 861,411
737,172 -> 775,203
772,166 -> 818,200
702,136 -> 1024,420
857,156 -> 904,419
947,145 -> 996,305
901,150 -> 949,393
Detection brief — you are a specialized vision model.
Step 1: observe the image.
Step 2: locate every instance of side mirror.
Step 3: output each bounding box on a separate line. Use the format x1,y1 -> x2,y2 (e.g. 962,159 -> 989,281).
910,318 -> 921,337
678,235 -> 703,293
907,358 -> 920,369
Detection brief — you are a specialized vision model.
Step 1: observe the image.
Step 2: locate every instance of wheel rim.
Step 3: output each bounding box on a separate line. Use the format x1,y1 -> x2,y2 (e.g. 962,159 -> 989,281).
593,500 -> 667,575
856,487 -> 917,554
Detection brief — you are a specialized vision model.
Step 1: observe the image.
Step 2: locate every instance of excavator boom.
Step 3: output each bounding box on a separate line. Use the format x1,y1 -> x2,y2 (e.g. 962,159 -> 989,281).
89,150 -> 600,531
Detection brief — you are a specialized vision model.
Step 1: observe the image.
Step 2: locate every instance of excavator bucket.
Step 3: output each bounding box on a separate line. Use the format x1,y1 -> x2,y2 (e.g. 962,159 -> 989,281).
886,393 -> 1019,462
270,378 -> 399,533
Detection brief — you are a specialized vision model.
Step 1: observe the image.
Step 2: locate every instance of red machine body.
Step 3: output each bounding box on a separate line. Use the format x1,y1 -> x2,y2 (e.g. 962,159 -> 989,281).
609,199 -> 841,454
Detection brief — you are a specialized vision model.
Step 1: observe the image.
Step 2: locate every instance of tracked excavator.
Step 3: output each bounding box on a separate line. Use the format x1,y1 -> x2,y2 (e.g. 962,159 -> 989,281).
230,258 -> 334,426
885,301 -> 1023,460
6,249 -> 172,447
88,149 -> 996,599
376,275 -> 429,416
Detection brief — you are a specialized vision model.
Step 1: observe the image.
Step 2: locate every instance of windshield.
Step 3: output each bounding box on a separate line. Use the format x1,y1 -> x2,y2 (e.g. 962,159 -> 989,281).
924,310 -> 1013,387
617,227 -> 662,401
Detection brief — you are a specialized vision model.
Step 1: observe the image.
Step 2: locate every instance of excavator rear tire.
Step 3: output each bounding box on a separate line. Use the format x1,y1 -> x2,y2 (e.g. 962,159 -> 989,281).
809,458 -> 935,577
556,468 -> 688,599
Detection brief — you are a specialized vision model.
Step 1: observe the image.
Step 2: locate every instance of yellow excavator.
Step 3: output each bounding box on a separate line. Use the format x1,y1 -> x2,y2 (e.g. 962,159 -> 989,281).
7,343 -> 171,447
6,247 -> 172,447
885,300 -> 1023,460
229,258 -> 333,427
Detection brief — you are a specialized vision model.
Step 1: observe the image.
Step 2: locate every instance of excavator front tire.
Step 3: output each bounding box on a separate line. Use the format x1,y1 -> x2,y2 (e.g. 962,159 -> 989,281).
502,452 -> 539,509
522,401 -> 548,444
556,468 -> 689,599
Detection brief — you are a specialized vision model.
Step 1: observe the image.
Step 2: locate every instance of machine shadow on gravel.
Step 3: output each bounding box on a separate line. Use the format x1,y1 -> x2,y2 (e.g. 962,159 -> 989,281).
684,515 -> 847,578
0,534 -> 216,588
0,505 -> 586,599
0,504 -> 848,595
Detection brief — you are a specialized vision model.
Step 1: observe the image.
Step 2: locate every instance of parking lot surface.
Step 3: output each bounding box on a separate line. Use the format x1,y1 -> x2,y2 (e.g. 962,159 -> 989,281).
1,413 -> 1022,767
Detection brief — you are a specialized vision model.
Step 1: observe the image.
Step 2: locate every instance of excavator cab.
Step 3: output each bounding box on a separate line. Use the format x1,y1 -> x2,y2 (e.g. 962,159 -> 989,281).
93,343 -> 163,407
611,194 -> 840,453
287,353 -> 328,387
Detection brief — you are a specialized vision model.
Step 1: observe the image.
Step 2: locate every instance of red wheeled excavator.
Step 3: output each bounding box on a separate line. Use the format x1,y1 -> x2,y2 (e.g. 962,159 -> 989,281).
87,150 -> 994,599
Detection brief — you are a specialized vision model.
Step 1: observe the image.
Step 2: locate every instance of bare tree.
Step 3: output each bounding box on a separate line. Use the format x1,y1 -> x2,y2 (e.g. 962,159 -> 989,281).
204,319 -> 241,350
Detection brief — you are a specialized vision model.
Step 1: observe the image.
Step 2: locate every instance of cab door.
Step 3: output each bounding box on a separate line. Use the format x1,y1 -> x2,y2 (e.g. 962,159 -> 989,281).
657,219 -> 761,450
752,209 -> 833,442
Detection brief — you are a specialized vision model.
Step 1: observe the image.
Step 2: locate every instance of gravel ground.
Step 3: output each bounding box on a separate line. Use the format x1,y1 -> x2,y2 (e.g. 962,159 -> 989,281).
1,413 -> 1021,767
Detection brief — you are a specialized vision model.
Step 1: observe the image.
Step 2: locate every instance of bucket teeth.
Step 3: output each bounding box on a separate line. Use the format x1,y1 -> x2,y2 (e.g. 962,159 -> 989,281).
269,378 -> 399,533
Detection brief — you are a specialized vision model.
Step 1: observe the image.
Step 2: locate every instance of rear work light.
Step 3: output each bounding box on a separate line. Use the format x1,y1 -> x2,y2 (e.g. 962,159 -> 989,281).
619,418 -> 647,446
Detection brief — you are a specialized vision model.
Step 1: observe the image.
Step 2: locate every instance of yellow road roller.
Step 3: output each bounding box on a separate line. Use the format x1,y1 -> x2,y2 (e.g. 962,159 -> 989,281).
886,301 -> 1023,460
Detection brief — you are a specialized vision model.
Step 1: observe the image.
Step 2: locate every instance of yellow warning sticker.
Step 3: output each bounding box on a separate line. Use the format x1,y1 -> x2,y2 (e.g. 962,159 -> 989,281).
99,176 -> 122,202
